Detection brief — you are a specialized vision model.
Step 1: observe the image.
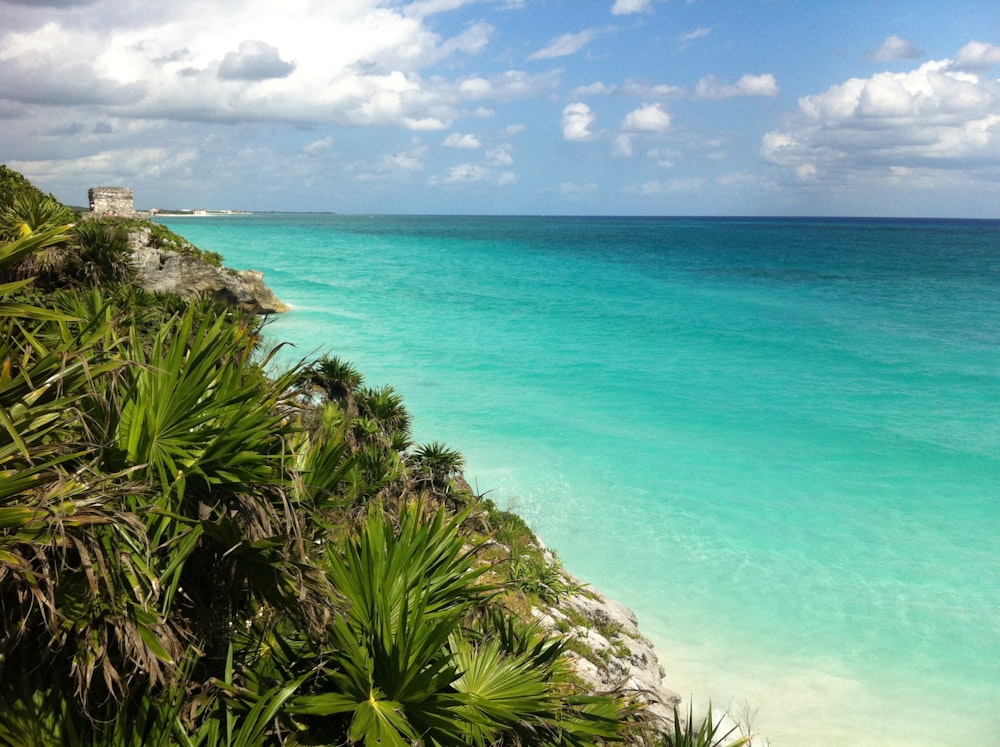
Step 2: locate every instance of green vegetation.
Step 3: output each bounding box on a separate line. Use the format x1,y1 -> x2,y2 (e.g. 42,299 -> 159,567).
0,167 -> 656,745
661,703 -> 751,747
108,215 -> 225,266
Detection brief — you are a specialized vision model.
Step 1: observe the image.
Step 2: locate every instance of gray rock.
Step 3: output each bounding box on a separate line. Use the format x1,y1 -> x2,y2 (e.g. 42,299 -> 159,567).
129,228 -> 289,314
528,568 -> 680,730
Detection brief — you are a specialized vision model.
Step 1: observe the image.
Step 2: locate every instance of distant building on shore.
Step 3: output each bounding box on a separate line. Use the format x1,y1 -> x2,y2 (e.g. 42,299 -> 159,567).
87,186 -> 148,218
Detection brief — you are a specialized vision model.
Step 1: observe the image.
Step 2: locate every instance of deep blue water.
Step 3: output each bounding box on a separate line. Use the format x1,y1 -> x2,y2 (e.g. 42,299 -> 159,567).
158,214 -> 1000,746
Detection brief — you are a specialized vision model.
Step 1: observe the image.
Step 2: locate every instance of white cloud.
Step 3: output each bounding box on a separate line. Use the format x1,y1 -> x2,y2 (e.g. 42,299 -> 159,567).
612,133 -> 633,157
458,69 -> 562,101
621,79 -> 686,99
431,160 -> 515,186
302,136 -> 334,155
573,81 -> 617,97
404,0 -> 479,20
218,40 -> 295,81
956,41 -> 1000,69
648,147 -> 679,167
762,55 -> 1000,184
0,3 -> 500,133
679,27 -> 711,44
442,163 -> 489,182
528,30 -> 595,61
621,103 -> 671,132
504,123 -> 526,135
439,21 -> 493,56
611,0 -> 653,15
443,132 -> 482,148
866,35 -> 922,62
694,73 -> 779,99
485,145 -> 513,166
9,147 -> 199,187
562,102 -> 596,141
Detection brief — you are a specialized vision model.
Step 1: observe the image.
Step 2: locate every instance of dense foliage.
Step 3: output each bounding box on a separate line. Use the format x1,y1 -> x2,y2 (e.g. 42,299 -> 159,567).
0,168 -> 650,746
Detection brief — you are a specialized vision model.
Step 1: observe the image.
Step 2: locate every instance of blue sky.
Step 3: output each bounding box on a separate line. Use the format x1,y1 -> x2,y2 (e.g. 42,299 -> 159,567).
2,0 -> 998,216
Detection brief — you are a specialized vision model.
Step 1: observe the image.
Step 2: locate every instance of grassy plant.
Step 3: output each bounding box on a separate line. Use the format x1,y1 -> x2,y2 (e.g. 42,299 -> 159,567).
662,701 -> 751,747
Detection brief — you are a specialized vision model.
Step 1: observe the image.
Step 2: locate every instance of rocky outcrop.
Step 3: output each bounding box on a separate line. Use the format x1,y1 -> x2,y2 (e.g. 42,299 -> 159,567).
529,554 -> 765,745
529,551 -> 681,730
128,227 -> 289,314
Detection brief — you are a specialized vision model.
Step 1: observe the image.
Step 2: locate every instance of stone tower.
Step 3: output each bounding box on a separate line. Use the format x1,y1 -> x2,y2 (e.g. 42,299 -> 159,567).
88,186 -> 137,216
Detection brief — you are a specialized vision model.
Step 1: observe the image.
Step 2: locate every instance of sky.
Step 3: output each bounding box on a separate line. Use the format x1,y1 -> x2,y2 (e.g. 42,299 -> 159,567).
1,0 -> 999,217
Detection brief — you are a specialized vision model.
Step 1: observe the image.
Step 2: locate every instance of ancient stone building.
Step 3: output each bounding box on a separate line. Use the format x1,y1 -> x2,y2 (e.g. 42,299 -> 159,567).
88,186 -> 137,216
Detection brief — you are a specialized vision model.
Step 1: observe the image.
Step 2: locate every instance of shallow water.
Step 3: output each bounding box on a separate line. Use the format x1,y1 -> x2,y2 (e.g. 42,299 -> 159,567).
159,214 -> 1000,745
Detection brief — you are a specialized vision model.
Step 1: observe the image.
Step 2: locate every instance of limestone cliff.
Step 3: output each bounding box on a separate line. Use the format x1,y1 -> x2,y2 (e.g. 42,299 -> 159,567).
128,226 -> 289,314
530,553 -> 681,729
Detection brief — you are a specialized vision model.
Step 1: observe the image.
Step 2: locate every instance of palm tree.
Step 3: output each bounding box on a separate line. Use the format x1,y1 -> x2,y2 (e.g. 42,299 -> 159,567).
0,191 -> 75,240
285,504 -> 632,746
69,217 -> 136,287
355,384 -> 412,447
0,193 -> 77,283
411,441 -> 466,505
304,354 -> 364,411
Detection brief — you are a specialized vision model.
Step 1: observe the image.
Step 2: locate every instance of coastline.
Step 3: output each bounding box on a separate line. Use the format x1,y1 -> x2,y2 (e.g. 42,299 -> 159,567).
157,213 -> 1000,747
151,210 -> 253,217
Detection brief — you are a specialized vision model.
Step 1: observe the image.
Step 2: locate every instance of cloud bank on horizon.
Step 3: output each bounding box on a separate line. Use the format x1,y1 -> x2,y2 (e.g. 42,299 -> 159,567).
1,0 -> 998,216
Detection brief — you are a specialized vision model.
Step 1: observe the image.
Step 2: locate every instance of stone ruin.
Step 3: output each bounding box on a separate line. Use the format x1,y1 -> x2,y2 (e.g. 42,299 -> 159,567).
88,186 -> 142,217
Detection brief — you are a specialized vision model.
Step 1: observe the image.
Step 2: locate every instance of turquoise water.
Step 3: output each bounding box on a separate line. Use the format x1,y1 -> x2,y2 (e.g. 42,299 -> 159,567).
158,214 -> 1000,746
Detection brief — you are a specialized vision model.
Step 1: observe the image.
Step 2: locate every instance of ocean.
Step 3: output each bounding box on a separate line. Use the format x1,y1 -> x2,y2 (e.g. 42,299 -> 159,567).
156,214 -> 1000,746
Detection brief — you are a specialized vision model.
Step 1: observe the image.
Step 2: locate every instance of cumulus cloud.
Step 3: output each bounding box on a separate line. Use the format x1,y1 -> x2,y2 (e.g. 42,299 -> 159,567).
762,56 -> 1000,181
694,73 -> 779,99
562,102 -> 596,141
218,40 -> 295,81
0,3 -> 504,132
866,35 -> 922,62
955,41 -> 1000,69
611,0 -> 653,15
443,132 -> 482,148
621,103 -> 671,132
528,30 -> 595,61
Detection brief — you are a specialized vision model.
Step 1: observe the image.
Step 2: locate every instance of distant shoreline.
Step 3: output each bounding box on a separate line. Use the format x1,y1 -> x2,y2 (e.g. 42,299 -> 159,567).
152,211 -> 253,217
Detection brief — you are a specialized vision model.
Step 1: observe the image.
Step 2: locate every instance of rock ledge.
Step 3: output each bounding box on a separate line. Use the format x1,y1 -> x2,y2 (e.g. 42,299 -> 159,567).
129,227 -> 289,314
